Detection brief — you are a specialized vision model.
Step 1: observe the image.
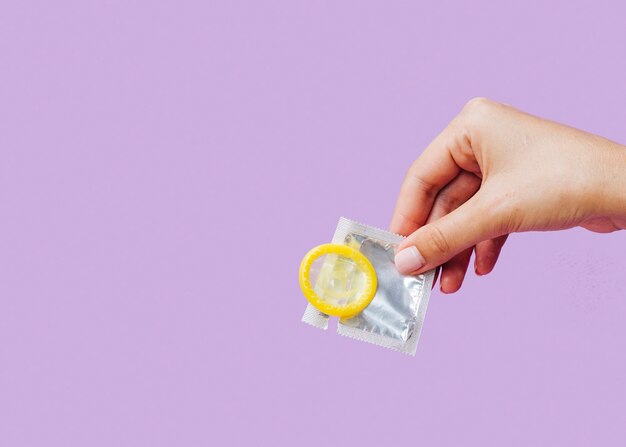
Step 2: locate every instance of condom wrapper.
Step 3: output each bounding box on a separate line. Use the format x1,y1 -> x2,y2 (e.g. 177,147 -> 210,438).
300,217 -> 435,356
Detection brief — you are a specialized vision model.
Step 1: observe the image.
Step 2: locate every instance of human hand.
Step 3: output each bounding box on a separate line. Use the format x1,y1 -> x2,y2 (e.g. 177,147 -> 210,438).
391,98 -> 626,292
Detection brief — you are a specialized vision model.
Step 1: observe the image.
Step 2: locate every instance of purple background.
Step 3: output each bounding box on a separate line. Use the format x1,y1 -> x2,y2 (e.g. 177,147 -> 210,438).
1,1 -> 625,446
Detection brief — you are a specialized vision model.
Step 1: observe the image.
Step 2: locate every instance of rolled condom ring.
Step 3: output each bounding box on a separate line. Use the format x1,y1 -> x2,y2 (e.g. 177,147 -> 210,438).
299,243 -> 377,318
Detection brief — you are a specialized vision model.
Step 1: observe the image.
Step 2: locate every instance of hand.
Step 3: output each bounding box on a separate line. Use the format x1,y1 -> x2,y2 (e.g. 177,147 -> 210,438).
390,98 -> 626,293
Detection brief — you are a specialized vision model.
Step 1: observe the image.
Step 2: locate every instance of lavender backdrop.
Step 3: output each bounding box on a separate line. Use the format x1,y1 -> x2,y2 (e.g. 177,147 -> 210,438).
1,1 -> 625,446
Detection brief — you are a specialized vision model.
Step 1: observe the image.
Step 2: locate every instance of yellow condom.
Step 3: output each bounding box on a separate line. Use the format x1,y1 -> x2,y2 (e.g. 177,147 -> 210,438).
299,244 -> 377,318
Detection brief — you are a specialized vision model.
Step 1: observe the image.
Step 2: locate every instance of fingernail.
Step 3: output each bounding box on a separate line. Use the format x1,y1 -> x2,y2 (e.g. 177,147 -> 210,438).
394,246 -> 425,274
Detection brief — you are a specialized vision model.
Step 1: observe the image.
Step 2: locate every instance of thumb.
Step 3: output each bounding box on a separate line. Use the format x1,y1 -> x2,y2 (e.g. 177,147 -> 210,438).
394,196 -> 496,275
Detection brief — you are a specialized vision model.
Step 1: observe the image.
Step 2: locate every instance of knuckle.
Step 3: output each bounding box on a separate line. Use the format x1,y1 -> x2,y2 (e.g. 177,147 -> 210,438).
457,98 -> 500,143
463,96 -> 493,112
436,191 -> 454,209
421,225 -> 451,256
406,172 -> 437,199
437,190 -> 461,211
461,97 -> 497,123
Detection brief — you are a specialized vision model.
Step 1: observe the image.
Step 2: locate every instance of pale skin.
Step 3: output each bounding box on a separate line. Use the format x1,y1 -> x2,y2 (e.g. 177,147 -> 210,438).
391,98 -> 626,293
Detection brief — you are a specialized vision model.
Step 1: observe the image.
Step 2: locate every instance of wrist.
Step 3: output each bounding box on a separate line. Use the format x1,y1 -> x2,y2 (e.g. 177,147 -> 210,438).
595,142 -> 626,229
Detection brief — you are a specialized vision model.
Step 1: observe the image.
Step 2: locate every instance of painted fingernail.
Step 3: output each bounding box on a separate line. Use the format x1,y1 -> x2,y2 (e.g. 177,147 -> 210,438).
394,246 -> 425,274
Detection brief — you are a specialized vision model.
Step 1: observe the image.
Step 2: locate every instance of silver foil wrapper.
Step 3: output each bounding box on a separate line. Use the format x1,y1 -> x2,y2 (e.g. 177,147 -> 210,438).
302,217 -> 434,355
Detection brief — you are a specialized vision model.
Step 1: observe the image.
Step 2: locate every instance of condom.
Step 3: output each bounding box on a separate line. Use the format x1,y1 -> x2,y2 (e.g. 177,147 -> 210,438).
300,217 -> 435,356
299,243 -> 377,317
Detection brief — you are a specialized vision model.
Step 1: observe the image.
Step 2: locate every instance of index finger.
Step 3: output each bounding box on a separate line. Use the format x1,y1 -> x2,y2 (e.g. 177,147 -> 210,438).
390,119 -> 470,236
